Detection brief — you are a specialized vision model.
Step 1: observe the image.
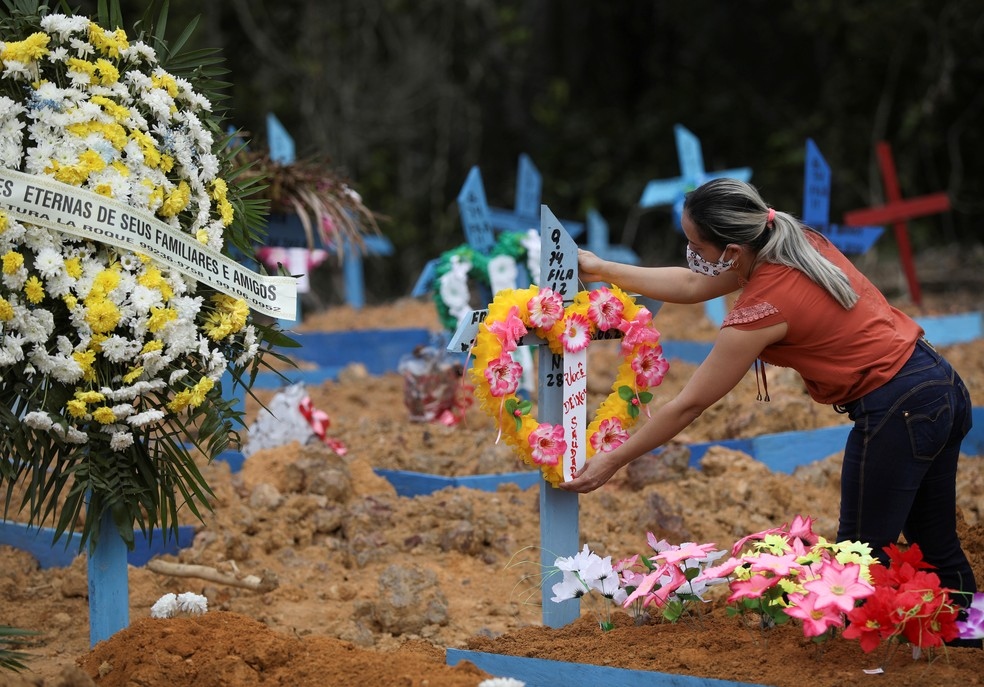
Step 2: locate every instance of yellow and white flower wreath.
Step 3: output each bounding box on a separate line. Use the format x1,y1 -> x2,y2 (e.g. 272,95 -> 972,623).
470,284 -> 668,486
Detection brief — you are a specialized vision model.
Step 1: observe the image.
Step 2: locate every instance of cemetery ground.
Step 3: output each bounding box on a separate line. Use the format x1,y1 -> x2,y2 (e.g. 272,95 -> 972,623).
2,250 -> 984,687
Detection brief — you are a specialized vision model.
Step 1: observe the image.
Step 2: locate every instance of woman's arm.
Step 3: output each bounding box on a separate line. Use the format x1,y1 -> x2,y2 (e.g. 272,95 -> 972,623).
579,249 -> 741,304
559,322 -> 787,493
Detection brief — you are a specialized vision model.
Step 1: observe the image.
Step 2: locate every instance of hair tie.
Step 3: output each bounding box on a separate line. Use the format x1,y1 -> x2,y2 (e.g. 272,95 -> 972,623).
766,208 -> 776,228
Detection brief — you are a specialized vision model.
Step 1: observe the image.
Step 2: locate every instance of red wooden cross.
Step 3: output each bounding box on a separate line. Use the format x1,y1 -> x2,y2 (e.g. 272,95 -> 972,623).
843,141 -> 950,306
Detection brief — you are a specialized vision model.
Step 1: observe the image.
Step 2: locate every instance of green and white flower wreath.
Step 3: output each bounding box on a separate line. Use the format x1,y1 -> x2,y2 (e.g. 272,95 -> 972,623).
433,228 -> 539,331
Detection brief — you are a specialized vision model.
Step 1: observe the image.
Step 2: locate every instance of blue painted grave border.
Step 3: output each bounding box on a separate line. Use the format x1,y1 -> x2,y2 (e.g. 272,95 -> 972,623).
245,309 -> 981,389
447,648 -> 772,687
0,522 -> 196,570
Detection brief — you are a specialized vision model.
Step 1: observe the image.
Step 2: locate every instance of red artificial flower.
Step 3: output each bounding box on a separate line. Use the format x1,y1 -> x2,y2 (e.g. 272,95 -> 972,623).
844,586 -> 899,653
883,542 -> 935,572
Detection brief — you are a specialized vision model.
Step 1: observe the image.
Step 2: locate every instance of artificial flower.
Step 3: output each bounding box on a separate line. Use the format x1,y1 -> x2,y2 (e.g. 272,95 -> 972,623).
589,416 -> 628,453
956,592 -> 984,640
559,312 -> 591,353
484,354 -> 523,397
430,230 -> 538,332
783,591 -> 844,637
802,560 -> 873,614
587,287 -> 623,331
528,423 -> 565,466
527,287 -> 563,329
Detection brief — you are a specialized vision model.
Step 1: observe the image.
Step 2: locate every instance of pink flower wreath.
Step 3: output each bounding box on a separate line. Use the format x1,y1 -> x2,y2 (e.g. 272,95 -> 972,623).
470,285 -> 669,486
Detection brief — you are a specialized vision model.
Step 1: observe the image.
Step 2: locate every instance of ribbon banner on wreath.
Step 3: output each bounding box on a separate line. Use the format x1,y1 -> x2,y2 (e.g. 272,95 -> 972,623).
0,167 -> 296,319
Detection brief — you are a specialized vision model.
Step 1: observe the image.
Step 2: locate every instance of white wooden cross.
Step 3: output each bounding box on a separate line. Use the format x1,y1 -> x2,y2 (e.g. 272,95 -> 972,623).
448,204 -> 605,627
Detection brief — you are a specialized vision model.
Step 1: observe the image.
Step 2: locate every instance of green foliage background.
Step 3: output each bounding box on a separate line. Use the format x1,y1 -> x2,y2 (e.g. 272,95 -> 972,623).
88,0 -> 984,303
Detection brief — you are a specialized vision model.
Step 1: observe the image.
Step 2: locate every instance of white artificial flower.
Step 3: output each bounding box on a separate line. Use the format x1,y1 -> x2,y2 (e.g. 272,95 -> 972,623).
39,14 -> 89,39
129,284 -> 163,314
487,254 -> 518,293
438,256 -> 471,313
150,593 -> 178,619
99,336 -> 140,363
175,592 -> 208,615
521,229 -> 541,284
550,570 -> 588,603
123,41 -> 157,64
110,430 -> 134,451
23,412 -> 53,431
65,427 -> 88,444
128,409 -> 165,428
33,247 -> 64,278
68,37 -> 94,58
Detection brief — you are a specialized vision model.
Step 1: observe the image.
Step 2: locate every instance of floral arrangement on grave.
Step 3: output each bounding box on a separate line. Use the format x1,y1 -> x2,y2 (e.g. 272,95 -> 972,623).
550,515 -> 983,670
236,144 -> 382,264
433,228 -> 540,331
0,2 -> 299,550
470,284 -> 668,485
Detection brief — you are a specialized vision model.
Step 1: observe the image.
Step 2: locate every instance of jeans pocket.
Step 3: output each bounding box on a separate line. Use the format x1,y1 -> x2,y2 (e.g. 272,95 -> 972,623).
904,392 -> 953,461
958,381 -> 973,438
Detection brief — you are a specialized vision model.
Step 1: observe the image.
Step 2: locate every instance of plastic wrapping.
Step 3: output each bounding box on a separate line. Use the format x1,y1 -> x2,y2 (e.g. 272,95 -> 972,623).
399,345 -> 465,423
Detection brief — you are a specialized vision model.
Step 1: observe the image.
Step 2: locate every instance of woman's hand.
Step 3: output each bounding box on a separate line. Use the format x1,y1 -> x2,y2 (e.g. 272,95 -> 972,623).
558,452 -> 622,494
577,249 -> 607,284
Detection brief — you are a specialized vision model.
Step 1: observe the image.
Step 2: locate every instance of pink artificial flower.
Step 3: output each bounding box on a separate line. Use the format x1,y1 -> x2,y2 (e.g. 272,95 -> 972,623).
727,574 -> 781,603
655,542 -> 721,567
621,565 -> 663,606
784,514 -> 819,546
623,564 -> 687,609
730,526 -> 784,557
631,345 -> 669,387
487,305 -> 527,353
528,423 -> 566,466
748,552 -> 803,578
646,533 -> 671,552
527,289 -> 564,329
694,556 -> 743,585
587,287 -> 624,331
590,417 -> 629,453
784,592 -> 845,638
483,354 -> 524,397
614,554 -> 640,573
614,555 -> 647,588
619,312 -> 660,355
803,560 -> 874,614
560,313 -> 592,353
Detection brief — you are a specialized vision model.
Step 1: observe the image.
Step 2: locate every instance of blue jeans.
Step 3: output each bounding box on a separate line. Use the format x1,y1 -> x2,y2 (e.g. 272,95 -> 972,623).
836,339 -> 976,604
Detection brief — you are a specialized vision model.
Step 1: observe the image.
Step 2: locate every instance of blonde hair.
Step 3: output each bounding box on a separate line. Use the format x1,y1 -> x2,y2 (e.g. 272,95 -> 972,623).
683,178 -> 858,309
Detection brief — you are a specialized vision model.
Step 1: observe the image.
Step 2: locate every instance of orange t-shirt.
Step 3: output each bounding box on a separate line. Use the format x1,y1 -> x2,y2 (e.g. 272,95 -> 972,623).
722,231 -> 922,405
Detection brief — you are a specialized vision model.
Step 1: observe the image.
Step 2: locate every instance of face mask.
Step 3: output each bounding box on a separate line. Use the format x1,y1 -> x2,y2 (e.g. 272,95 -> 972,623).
686,245 -> 732,277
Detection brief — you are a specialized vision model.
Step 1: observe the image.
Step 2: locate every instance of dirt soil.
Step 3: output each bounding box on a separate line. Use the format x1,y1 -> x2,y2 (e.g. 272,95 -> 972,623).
2,275 -> 984,687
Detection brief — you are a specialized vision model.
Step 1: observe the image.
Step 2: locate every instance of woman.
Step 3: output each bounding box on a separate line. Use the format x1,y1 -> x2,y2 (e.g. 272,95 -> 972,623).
561,177 -> 977,613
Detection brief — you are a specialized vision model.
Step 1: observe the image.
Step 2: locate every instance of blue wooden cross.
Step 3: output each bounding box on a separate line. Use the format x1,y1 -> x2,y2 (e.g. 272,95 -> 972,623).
638,124 -> 750,326
803,139 -> 884,255
413,159 -> 582,298
488,154 -> 585,239
586,208 -> 639,266
638,124 -> 753,230
447,206 -> 664,628
446,206 -> 580,627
